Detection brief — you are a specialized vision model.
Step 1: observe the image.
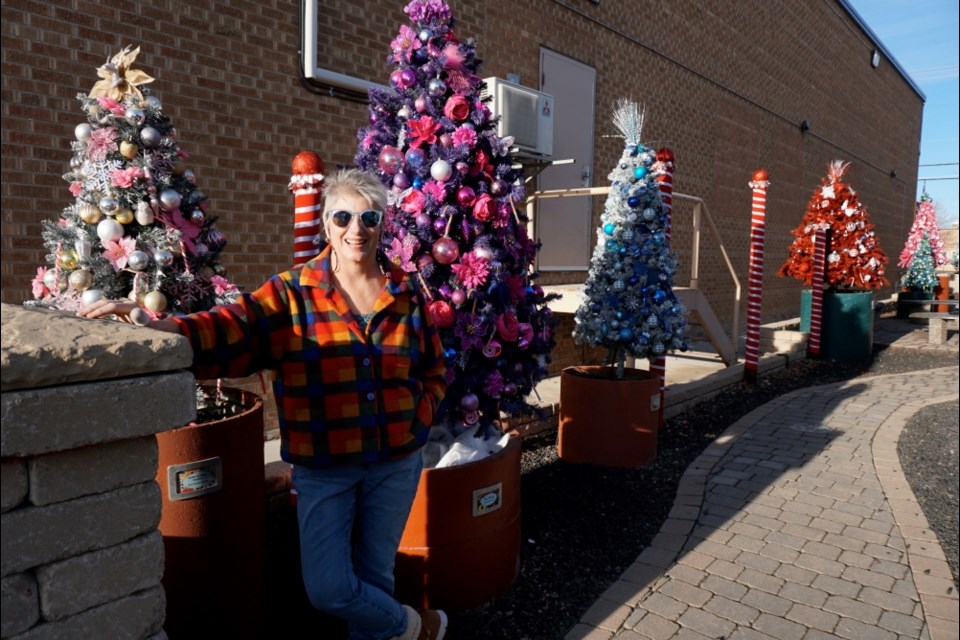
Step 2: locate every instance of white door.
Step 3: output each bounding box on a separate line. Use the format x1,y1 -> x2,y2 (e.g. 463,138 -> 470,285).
537,49 -> 596,270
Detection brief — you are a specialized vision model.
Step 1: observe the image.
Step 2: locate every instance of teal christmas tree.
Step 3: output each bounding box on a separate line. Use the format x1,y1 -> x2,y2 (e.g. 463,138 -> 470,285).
572,101 -> 688,379
29,46 -> 239,317
354,0 -> 557,438
901,234 -> 938,292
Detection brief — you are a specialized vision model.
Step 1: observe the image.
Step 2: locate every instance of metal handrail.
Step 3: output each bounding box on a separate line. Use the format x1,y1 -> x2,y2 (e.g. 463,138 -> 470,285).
525,187 -> 742,348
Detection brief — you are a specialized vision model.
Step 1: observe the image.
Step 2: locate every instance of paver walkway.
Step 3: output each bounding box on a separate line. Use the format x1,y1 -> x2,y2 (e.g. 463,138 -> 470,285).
567,366 -> 960,640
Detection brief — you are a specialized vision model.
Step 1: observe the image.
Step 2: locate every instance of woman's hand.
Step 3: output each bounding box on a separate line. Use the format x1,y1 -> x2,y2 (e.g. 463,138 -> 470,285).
76,299 -> 181,333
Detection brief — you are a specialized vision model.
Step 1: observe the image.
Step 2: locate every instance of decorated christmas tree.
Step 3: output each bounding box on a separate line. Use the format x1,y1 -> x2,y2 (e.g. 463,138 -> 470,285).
898,192 -> 948,271
900,234 -> 938,292
571,101 -> 688,379
778,160 -> 888,290
355,0 -> 557,438
29,46 -> 239,317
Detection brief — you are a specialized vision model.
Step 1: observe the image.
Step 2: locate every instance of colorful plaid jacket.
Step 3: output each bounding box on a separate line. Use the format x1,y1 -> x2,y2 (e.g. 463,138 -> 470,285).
173,246 -> 448,467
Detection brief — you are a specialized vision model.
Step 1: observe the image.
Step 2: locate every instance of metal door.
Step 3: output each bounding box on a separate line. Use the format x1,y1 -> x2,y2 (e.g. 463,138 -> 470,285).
537,49 -> 596,270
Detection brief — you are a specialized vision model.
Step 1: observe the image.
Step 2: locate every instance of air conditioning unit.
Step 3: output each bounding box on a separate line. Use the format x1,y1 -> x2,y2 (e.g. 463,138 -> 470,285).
481,77 -> 554,158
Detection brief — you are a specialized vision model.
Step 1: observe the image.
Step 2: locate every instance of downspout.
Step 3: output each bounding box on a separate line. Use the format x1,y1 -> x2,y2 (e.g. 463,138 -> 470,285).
299,0 -> 387,103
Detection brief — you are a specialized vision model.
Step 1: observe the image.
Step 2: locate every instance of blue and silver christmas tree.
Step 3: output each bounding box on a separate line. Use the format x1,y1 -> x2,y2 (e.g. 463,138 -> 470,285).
573,101 -> 688,378
901,234 -> 938,292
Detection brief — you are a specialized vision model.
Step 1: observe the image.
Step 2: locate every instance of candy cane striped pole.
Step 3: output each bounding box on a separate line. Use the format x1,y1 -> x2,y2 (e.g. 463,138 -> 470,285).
289,151 -> 325,267
807,228 -> 828,359
652,147 -> 675,428
744,169 -> 770,383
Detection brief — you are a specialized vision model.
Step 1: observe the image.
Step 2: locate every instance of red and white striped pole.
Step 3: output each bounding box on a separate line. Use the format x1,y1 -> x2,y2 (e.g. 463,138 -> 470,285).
744,169 -> 770,383
289,151 -> 325,267
652,147 -> 675,428
807,228 -> 828,359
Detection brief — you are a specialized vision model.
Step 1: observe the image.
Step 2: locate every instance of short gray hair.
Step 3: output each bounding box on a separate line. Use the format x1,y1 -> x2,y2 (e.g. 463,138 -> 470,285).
322,168 -> 388,214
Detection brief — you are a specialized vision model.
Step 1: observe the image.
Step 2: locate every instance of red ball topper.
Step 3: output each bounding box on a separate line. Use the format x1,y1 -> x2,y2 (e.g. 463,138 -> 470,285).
752,168 -> 769,181
292,150 -> 324,176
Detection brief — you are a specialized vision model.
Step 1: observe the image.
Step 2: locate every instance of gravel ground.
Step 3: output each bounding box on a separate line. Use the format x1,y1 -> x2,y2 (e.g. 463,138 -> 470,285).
897,399 -> 960,587
264,346 -> 958,639
444,346 -> 959,640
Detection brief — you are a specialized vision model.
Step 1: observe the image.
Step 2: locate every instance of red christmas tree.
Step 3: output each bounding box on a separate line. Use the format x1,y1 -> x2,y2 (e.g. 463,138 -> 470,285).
778,161 -> 888,290
898,192 -> 948,270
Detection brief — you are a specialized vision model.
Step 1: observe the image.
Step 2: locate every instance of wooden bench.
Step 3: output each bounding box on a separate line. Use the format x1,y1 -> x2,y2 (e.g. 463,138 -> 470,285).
908,311 -> 960,344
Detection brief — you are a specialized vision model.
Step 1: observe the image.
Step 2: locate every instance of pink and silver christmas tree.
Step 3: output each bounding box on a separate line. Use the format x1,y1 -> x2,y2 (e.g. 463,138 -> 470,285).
30,46 -> 239,316
355,0 -> 557,433
898,191 -> 948,270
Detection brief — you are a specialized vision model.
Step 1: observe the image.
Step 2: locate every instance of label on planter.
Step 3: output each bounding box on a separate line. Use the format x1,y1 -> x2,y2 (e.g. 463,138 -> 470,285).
167,457 -> 223,501
650,393 -> 661,412
472,482 -> 503,517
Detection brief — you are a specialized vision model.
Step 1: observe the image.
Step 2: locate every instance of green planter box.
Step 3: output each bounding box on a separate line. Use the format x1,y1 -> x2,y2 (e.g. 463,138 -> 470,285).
800,290 -> 875,360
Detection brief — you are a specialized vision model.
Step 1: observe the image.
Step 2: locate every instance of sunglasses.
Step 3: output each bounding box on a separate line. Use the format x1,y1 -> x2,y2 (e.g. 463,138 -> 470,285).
326,209 -> 383,229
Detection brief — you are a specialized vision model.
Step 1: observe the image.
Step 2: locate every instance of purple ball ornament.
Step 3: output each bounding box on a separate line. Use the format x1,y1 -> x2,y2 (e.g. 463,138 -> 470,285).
463,410 -> 480,426
405,148 -> 426,170
473,245 -> 495,262
455,161 -> 470,175
450,288 -> 467,305
456,187 -> 476,207
439,133 -> 453,148
392,172 -> 411,189
415,213 -> 432,228
416,254 -> 434,270
377,146 -> 404,176
460,393 -> 480,412
432,236 -> 460,264
438,283 -> 453,299
390,68 -> 417,90
503,383 -> 518,397
414,96 -> 429,113
490,179 -> 508,197
432,217 -> 447,235
482,340 -> 502,358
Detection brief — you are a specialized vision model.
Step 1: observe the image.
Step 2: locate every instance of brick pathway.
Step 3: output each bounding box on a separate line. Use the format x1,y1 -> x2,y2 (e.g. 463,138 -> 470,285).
566,366 -> 960,640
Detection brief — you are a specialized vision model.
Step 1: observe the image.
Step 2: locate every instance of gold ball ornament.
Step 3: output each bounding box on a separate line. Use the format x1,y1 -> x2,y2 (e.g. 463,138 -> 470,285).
67,269 -> 94,291
142,290 -> 168,313
57,250 -> 79,270
78,203 -> 102,225
114,207 -> 134,225
119,141 -> 139,159
172,161 -> 187,176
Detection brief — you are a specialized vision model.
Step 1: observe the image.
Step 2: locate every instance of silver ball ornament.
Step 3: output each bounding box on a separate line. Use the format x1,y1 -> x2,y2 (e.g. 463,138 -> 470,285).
183,169 -> 196,184
129,307 -> 152,327
190,210 -> 206,225
75,123 -> 93,142
139,126 -> 161,147
81,288 -> 104,306
427,78 -> 446,96
145,96 -> 162,110
642,208 -> 657,222
154,250 -> 175,267
127,250 -> 150,271
99,196 -> 119,214
158,189 -> 182,211
125,107 -> 145,125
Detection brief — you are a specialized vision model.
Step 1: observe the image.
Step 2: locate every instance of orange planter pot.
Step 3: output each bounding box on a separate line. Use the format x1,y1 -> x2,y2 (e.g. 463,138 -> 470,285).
394,434 -> 521,611
558,365 -> 660,468
156,386 -> 265,639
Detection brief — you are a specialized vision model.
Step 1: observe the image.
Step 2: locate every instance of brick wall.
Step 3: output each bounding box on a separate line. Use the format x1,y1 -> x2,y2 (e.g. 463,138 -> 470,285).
1,0 -> 921,343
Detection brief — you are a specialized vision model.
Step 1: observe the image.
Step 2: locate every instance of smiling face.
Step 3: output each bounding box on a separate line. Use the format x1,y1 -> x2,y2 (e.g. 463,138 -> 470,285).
324,191 -> 382,270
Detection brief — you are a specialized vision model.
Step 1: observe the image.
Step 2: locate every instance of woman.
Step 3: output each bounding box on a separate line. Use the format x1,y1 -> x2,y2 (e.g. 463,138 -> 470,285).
79,169 -> 449,640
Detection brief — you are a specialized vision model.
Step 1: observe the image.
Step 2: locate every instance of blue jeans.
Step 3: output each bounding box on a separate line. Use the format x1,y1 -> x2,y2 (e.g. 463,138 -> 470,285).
293,452 -> 423,640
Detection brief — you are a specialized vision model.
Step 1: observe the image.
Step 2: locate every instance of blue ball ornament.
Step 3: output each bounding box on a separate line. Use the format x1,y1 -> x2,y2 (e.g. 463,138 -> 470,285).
626,144 -> 638,156
603,223 -> 616,235
653,290 -> 667,303
629,276 -> 638,285
412,177 -> 424,189
627,196 -> 640,208
619,327 -> 634,341
634,166 -> 648,179
605,240 -> 620,253
618,246 -> 627,254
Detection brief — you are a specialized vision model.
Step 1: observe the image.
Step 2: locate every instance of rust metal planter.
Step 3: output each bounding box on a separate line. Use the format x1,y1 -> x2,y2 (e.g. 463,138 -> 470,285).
156,386 -> 265,639
557,365 -> 660,468
394,434 -> 521,611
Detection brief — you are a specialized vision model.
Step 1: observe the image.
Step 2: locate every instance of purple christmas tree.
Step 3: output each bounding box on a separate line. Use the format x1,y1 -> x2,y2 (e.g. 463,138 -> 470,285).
355,0 -> 557,436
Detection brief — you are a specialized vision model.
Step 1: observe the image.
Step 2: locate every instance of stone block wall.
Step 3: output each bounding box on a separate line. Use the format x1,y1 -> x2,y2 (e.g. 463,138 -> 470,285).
1,304 -> 195,640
